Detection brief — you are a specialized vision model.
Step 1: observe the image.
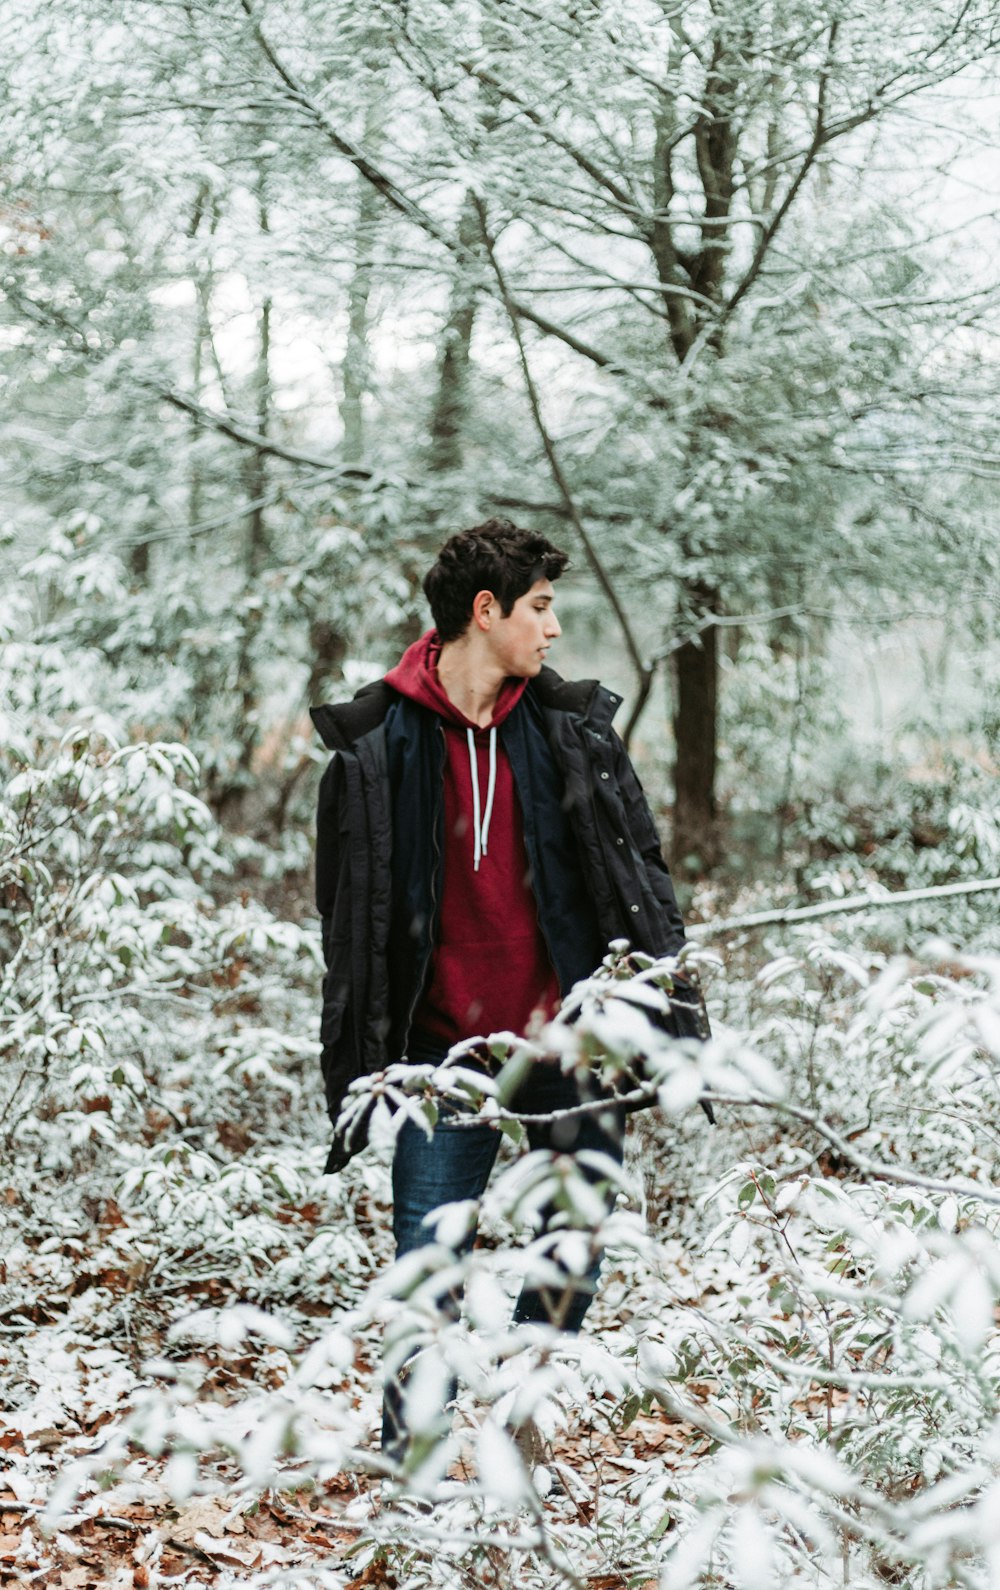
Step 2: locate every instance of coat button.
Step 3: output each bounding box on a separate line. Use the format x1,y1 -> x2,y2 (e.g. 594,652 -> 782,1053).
600,771 -> 609,780
615,836 -> 624,846
630,903 -> 639,913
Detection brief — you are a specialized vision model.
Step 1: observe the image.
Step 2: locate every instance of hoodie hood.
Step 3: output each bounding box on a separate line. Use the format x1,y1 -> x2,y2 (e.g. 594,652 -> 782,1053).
385,629 -> 531,875
384,629 -> 529,731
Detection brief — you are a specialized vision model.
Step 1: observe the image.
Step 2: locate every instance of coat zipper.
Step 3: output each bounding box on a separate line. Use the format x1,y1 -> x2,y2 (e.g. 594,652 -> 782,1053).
503,716 -> 563,994
518,782 -> 560,990
585,731 -> 619,932
400,720 -> 445,1057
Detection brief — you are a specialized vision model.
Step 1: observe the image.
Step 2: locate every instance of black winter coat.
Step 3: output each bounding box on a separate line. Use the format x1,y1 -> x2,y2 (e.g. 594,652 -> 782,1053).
310,665 -> 703,1172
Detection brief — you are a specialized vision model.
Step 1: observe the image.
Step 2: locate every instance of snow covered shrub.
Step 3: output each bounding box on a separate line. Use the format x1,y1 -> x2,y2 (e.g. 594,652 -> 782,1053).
14,514 -> 416,825
10,587 -> 1000,1588
620,939 -> 1000,1589
0,636 -> 348,1325
0,712 -> 223,1164
72,940 -> 1000,1590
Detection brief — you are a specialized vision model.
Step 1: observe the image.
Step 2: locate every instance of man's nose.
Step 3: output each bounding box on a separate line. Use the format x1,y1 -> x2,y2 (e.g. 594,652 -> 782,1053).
546,611 -> 561,638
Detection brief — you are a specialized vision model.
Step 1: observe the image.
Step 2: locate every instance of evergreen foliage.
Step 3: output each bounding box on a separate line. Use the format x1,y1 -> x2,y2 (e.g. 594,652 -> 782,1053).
2,2 -> 1000,1584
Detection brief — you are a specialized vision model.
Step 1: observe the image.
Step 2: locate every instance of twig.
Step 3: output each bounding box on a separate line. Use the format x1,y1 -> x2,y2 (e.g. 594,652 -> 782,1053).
717,21 -> 838,332
473,197 -> 656,738
701,1092 -> 1000,1208
690,876 -> 1000,936
423,1070 -> 1000,1213
238,0 -> 632,381
0,1503 -> 146,1536
162,1535 -> 218,1564
442,1083 -> 656,1130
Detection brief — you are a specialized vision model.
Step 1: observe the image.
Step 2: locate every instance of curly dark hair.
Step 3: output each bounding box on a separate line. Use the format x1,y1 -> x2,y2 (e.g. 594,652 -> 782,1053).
423,518 -> 569,643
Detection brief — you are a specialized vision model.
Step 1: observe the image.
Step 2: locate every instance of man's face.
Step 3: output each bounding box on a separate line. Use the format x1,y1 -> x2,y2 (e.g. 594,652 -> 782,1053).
488,577 -> 562,676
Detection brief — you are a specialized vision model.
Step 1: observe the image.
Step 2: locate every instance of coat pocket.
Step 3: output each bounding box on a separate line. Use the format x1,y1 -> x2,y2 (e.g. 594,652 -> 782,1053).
320,996 -> 348,1049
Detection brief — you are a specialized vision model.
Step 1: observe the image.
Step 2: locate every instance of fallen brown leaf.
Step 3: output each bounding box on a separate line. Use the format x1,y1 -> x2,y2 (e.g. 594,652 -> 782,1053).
158,1549 -> 202,1577
321,1472 -> 358,1497
169,1497 -> 236,1544
50,1568 -> 93,1589
142,1109 -> 173,1143
345,1560 -> 398,1590
217,1121 -> 252,1155
302,1525 -> 358,1546
192,1532 -> 261,1567
31,1426 -> 65,1451
100,1198 -> 127,1228
241,1509 -> 286,1542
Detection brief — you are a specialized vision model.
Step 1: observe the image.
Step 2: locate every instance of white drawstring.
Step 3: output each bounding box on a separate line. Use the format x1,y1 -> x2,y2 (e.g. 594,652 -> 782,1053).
467,727 -> 481,870
481,729 -> 497,857
466,726 -> 497,871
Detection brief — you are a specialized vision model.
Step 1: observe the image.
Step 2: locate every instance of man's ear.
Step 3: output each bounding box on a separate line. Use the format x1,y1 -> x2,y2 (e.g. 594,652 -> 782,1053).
471,589 -> 495,631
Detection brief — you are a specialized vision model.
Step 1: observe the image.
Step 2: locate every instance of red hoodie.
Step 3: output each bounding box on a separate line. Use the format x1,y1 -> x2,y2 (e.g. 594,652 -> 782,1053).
384,631 -> 561,1049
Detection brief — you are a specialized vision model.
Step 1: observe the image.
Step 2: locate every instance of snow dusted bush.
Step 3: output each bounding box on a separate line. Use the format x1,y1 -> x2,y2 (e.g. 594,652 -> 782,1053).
0,638 -> 362,1334
32,927 -> 1000,1589
1,716 -> 219,1162
8,556 -> 1000,1589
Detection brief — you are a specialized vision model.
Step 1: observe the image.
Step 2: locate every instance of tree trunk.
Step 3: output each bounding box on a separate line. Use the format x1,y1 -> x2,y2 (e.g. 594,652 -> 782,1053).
671,581 -> 720,873
232,276 -> 270,786
426,189 -> 480,474
217,189 -> 272,820
187,181 -> 210,539
340,115 -> 380,463
647,23 -> 738,873
389,186 -> 485,649
243,186 -> 271,584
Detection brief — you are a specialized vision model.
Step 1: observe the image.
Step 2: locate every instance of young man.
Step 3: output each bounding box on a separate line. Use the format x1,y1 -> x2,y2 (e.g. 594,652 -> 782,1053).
310,519 -> 703,1456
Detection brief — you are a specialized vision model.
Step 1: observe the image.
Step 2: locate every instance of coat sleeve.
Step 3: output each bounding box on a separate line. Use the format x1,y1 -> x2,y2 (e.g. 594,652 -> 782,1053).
609,729 -> 686,952
314,752 -> 358,1155
609,729 -> 713,1062
315,753 -> 343,969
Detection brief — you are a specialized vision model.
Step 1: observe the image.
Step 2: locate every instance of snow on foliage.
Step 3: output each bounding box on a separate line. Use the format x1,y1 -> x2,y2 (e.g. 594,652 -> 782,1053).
7,669 -> 1000,1589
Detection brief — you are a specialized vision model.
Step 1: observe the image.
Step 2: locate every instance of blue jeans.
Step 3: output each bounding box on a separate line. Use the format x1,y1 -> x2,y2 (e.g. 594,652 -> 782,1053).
382,1039 -> 624,1460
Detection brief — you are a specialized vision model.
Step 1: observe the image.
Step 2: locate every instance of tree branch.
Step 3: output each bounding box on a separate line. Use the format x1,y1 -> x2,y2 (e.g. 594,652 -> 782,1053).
473,198 -> 654,726
718,21 -> 838,332
9,282 -> 373,480
457,59 -> 644,223
445,1078 -> 1000,1215
701,1091 -> 1000,1209
691,876 -> 1000,936
237,0 -> 633,380
156,386 -> 367,476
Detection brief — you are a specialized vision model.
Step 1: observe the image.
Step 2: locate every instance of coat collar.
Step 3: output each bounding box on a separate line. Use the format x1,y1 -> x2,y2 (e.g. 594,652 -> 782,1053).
309,664 -> 621,751
310,681 -> 393,751
530,666 -> 622,738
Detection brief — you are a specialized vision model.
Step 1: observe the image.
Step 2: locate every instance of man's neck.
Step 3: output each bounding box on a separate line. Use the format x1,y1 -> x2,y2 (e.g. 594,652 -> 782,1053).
436,638 -> 507,728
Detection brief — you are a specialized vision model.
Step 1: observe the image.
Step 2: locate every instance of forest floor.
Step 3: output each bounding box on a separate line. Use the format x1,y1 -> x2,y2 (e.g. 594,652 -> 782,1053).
1,1153 -> 731,1590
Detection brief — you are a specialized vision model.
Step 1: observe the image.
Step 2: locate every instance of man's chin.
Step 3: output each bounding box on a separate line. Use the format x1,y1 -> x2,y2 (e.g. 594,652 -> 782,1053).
506,653 -> 547,679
